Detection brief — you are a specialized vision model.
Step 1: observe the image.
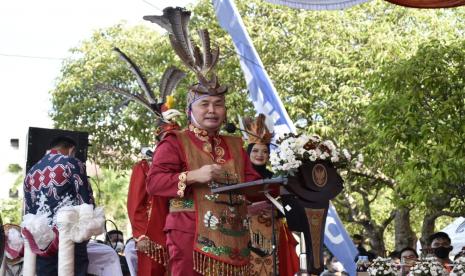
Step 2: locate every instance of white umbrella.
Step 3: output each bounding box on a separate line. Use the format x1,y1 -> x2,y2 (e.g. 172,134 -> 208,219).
263,0 -> 371,10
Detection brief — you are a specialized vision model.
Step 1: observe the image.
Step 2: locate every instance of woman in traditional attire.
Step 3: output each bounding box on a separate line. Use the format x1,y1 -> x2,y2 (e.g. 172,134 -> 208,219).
243,114 -> 299,276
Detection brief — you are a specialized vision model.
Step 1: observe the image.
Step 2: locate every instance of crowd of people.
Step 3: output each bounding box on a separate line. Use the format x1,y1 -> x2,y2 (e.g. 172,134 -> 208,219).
319,232 -> 465,276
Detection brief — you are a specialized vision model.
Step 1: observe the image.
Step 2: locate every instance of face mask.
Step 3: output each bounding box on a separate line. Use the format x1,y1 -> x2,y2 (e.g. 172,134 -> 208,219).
112,241 -> 125,253
330,261 -> 344,272
433,246 -> 452,259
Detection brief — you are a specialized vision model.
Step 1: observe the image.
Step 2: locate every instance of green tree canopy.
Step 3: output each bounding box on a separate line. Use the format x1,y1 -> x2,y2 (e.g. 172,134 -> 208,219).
368,38 -> 465,213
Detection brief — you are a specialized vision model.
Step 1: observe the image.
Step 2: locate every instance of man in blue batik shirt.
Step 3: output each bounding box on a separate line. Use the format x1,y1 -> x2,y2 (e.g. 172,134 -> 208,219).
23,136 -> 94,276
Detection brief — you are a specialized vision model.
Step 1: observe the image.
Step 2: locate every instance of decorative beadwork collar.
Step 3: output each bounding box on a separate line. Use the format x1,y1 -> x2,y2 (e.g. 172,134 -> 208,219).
188,124 -> 225,164
188,124 -> 211,138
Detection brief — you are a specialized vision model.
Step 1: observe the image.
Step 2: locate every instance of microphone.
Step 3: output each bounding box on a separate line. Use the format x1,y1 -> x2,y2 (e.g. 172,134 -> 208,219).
141,147 -> 153,158
224,122 -> 238,134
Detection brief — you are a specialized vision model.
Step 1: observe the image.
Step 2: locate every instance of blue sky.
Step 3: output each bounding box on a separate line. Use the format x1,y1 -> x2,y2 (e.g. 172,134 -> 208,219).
0,0 -> 195,197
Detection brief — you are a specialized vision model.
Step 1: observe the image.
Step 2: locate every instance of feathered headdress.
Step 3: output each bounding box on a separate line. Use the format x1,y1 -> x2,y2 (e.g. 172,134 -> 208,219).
95,47 -> 186,135
144,7 -> 227,98
242,114 -> 274,145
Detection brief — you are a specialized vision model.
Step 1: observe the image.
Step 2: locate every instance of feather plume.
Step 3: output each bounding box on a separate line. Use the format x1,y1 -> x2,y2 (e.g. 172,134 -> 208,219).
210,47 -> 220,73
113,47 -> 157,104
145,7 -> 228,96
165,7 -> 195,68
94,84 -> 161,117
159,67 -> 186,101
198,29 -> 212,74
193,44 -> 203,70
142,15 -> 172,33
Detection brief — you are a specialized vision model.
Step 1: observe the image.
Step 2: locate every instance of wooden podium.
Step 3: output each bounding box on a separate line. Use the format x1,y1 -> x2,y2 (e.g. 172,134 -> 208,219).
211,176 -> 286,195
211,160 -> 343,275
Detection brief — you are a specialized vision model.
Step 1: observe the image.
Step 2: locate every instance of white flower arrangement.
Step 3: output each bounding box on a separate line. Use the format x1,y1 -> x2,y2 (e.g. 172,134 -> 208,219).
408,257 -> 447,276
367,257 -> 398,276
270,133 -> 353,175
450,256 -> 465,276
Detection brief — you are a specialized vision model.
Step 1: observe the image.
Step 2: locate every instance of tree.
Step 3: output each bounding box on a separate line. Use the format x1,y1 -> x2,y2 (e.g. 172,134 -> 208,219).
90,168 -> 131,234
0,164 -> 24,225
368,39 -> 465,246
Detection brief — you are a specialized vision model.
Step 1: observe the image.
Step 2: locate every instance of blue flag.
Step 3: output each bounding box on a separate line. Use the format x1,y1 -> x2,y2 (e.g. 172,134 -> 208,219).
212,0 -> 358,274
212,0 -> 295,135
325,203 -> 358,275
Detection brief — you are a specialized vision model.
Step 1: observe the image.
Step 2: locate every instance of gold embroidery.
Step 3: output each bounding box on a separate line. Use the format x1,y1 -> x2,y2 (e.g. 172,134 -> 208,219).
177,171 -> 187,198
214,137 -> 225,164
188,124 -> 226,164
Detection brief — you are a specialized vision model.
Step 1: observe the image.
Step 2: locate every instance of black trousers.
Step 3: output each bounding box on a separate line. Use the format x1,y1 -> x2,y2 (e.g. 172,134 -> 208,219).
36,242 -> 89,276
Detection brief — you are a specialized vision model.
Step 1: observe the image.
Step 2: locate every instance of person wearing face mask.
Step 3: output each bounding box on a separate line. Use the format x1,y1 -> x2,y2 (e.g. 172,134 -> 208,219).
321,255 -> 347,276
23,136 -> 94,276
427,232 -> 453,272
105,230 -> 130,276
106,230 -> 125,253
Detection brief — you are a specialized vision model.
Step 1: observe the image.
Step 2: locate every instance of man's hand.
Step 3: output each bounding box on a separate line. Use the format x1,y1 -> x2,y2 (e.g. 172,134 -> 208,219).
186,164 -> 224,184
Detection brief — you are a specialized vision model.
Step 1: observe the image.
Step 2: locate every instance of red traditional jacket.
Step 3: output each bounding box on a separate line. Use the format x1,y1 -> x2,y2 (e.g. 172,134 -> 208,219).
146,126 -> 261,234
127,159 -> 169,266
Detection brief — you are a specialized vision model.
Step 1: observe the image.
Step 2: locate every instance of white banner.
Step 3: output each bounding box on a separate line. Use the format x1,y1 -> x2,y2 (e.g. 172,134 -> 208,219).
264,0 -> 371,10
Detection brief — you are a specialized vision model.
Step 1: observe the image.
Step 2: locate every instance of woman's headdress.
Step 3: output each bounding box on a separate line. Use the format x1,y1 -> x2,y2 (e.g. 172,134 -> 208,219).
144,7 -> 228,110
242,113 -> 274,145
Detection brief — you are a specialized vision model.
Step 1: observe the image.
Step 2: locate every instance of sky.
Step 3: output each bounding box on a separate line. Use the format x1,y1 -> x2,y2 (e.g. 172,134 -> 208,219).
0,0 -> 196,198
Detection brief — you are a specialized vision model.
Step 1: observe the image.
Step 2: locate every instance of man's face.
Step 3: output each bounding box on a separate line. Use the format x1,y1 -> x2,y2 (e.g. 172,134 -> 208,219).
191,95 -> 226,132
109,233 -> 123,244
431,237 -> 451,248
401,250 -> 417,261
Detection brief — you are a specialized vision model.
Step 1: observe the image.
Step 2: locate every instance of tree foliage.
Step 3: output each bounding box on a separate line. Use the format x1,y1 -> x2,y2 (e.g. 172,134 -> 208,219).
369,39 -> 465,208
91,168 -> 131,234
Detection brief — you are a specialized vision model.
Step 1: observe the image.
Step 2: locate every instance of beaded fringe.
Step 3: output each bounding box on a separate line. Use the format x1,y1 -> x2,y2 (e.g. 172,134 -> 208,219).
144,240 -> 169,266
193,251 -> 250,276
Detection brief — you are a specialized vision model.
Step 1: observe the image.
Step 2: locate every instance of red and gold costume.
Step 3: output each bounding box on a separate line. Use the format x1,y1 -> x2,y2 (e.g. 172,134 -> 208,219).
127,159 -> 168,276
146,125 -> 261,275
243,114 -> 299,276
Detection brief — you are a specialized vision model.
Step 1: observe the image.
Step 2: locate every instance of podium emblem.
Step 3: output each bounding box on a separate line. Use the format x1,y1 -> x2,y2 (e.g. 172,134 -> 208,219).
312,164 -> 327,188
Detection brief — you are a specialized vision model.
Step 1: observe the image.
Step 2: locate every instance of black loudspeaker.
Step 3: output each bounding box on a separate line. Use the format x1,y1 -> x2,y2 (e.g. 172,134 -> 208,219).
26,127 -> 89,173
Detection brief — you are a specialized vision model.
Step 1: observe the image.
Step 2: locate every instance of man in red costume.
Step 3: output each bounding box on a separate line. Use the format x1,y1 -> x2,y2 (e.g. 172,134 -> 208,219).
145,8 -> 262,275
146,88 -> 262,275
